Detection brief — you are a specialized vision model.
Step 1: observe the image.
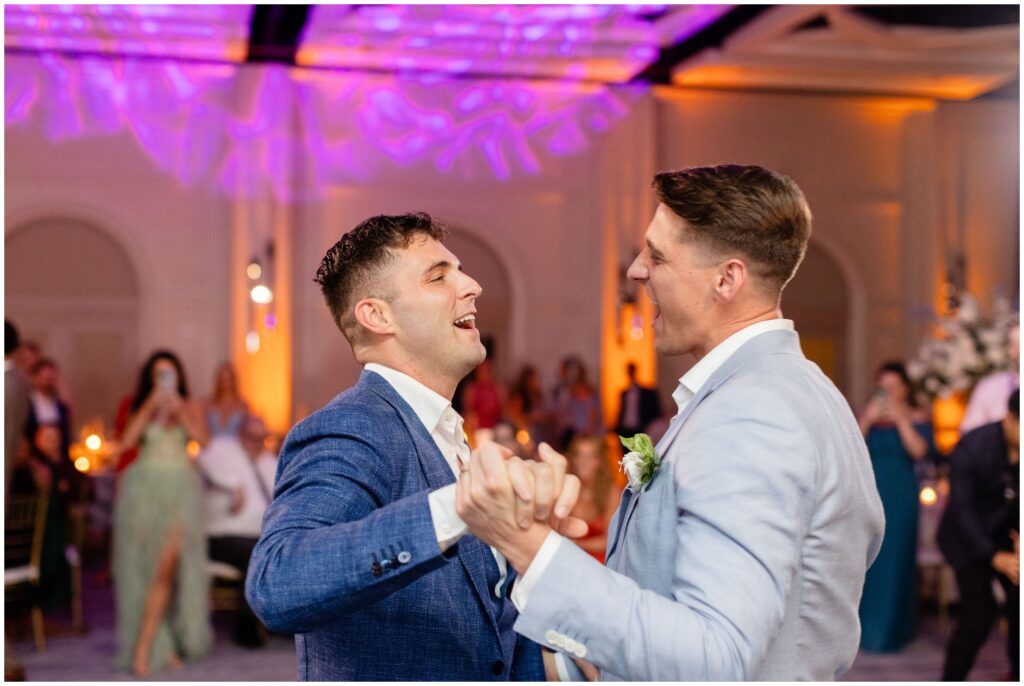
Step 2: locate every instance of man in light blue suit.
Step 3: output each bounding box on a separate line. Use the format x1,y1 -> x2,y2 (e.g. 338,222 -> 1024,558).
458,165 -> 886,680
246,213 -> 580,680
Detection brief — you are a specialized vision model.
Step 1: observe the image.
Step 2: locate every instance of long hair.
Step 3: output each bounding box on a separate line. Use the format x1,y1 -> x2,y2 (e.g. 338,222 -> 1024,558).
568,434 -> 613,515
131,350 -> 190,413
213,361 -> 240,403
876,360 -> 920,409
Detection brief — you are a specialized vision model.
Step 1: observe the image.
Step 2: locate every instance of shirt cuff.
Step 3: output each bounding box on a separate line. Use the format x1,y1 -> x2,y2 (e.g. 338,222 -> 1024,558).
427,483 -> 469,551
554,651 -> 572,681
509,529 -> 564,611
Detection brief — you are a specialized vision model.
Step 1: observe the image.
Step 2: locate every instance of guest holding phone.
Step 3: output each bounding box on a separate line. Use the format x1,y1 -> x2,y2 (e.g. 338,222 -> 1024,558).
857,360 -> 935,652
112,350 -> 212,676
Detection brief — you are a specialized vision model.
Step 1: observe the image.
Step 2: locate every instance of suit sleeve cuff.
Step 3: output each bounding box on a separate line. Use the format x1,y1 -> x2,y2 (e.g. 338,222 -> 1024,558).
427,483 -> 468,551
510,530 -> 564,611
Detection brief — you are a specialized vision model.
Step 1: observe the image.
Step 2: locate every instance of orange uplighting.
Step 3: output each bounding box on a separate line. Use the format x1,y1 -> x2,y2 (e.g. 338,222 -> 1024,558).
74,456 -> 90,473
919,486 -> 938,507
933,394 -> 967,454
516,430 -> 531,445
187,440 -> 201,458
85,434 -> 102,451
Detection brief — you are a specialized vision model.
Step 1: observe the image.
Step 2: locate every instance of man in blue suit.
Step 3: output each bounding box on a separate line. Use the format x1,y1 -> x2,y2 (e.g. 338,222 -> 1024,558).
246,212 -> 579,680
458,165 -> 885,680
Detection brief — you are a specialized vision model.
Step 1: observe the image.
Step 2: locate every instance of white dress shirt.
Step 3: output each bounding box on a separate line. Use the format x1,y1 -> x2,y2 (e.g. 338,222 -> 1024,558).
30,390 -> 62,424
511,319 -> 796,612
198,435 -> 279,538
365,363 -> 508,598
960,369 -> 1020,434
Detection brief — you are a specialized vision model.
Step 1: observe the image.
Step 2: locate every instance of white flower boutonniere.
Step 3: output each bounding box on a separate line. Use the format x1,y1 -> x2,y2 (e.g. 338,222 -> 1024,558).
618,432 -> 660,492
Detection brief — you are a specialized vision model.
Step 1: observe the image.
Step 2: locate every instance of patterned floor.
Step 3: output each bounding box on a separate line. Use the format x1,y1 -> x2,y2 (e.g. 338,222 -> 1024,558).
7,565 -> 1013,681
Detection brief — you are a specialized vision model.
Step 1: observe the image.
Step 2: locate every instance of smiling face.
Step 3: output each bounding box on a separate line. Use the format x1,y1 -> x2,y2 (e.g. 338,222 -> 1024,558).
627,203 -> 720,358
382,235 -> 486,392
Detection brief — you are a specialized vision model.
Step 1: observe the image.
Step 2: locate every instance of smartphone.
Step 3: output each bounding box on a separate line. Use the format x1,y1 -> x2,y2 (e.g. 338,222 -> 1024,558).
157,368 -> 177,392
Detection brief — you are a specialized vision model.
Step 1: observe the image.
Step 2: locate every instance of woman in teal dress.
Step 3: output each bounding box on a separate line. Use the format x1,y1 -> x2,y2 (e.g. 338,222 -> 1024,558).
113,350 -> 211,676
857,361 -> 934,652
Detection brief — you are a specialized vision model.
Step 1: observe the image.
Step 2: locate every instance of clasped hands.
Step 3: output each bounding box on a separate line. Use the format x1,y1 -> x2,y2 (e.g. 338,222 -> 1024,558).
456,442 -> 589,574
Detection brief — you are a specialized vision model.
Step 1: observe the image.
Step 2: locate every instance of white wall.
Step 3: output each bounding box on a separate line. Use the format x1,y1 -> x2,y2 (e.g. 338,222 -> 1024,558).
5,52 -> 1017,432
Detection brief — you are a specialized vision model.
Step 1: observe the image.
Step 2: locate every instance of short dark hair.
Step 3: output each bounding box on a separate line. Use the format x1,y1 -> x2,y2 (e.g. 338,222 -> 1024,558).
5,320 -> 19,357
1009,389 -> 1019,419
653,164 -> 812,297
314,212 -> 448,343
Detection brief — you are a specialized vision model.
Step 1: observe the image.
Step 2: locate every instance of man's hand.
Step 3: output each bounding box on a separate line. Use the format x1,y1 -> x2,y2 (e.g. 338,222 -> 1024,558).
992,550 -> 1020,585
481,442 -> 588,539
229,484 -> 246,515
457,442 -> 552,574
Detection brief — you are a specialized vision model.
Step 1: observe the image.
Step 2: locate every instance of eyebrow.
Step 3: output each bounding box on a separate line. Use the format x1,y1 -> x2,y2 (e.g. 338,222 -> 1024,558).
646,239 -> 665,260
423,260 -> 462,275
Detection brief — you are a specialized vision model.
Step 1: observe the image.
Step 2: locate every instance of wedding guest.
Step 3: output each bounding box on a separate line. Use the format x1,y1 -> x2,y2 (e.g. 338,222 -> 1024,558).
508,365 -> 551,447
566,435 -> 619,563
614,362 -> 662,439
961,323 -> 1019,434
4,321 -> 31,681
204,361 -> 249,438
198,415 -> 277,647
857,360 -> 935,652
493,419 -> 525,458
461,357 -> 506,442
29,425 -> 73,612
14,339 -> 42,377
552,357 -> 603,449
112,350 -> 211,676
24,358 -> 73,475
938,389 -> 1019,681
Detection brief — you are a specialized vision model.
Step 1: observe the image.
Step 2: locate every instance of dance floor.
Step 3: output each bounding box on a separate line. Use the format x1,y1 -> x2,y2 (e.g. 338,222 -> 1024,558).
7,561 -> 1011,681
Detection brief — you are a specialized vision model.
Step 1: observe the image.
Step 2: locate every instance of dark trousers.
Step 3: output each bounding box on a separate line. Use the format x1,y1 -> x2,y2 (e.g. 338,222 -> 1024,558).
208,536 -> 265,646
943,563 -> 1019,680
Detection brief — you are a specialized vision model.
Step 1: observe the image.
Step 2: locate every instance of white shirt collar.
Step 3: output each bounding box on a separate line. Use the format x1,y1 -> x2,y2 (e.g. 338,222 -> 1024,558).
364,362 -> 454,435
674,319 -> 795,413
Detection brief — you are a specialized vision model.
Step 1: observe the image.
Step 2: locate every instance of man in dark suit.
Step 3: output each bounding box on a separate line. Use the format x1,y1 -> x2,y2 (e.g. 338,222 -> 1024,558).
938,389 -> 1019,681
614,362 -> 662,438
246,213 -> 581,680
25,358 -> 73,464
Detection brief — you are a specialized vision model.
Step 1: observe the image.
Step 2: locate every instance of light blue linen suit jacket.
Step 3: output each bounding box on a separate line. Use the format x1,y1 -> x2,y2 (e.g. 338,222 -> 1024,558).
515,329 -> 885,680
246,370 -> 543,681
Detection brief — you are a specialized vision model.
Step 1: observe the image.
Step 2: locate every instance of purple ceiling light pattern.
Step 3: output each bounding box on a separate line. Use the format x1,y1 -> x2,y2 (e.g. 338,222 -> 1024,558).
4,4 -> 252,61
7,53 -> 642,199
298,5 -> 728,83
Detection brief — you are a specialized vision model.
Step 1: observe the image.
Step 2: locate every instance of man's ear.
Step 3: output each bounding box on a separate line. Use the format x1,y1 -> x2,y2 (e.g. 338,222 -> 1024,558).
714,258 -> 748,304
354,298 -> 395,336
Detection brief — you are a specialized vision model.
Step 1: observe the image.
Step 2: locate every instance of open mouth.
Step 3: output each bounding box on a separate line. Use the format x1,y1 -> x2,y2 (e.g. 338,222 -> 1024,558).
454,314 -> 477,330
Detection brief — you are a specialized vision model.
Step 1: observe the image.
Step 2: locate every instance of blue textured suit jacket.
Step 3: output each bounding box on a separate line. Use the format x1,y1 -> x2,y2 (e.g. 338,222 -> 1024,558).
246,370 -> 543,681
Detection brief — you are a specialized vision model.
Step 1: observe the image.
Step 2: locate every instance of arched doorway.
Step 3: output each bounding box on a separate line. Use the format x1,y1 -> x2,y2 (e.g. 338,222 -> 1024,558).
6,217 -> 141,437
783,241 -> 852,397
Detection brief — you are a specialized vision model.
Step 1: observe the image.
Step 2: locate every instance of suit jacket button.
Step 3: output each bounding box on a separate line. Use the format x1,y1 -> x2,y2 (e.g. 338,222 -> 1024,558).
544,629 -> 559,645
370,562 -> 383,576
490,660 -> 504,676
397,551 -> 411,564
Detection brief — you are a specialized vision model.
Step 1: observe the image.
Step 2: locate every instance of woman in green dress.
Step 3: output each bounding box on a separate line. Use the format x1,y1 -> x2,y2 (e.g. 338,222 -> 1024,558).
857,360 -> 934,652
113,350 -> 211,676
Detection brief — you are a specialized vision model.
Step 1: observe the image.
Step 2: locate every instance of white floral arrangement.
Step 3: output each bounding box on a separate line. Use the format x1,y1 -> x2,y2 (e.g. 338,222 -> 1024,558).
907,293 -> 1018,400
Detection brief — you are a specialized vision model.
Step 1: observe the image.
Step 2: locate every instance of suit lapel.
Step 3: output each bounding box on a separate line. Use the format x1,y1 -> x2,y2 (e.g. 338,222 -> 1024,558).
363,372 -> 502,638
605,330 -> 805,562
